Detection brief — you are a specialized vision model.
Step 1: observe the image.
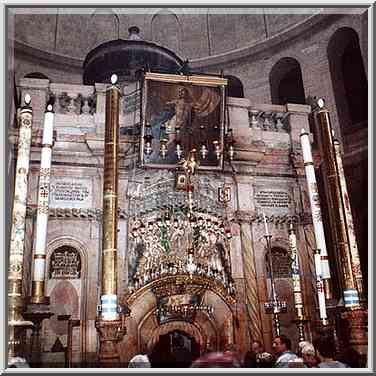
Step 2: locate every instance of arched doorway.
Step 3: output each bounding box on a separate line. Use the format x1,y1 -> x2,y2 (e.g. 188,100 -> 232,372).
148,329 -> 200,367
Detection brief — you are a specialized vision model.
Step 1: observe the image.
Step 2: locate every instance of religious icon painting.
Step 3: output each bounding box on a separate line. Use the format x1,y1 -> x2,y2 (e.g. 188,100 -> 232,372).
140,72 -> 227,170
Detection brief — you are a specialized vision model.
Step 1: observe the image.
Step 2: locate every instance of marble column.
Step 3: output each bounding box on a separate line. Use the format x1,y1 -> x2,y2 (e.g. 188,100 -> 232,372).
240,221 -> 263,342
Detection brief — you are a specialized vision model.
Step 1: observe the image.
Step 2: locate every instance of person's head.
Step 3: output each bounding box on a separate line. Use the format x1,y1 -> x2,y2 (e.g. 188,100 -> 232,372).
256,352 -> 274,368
252,340 -> 264,354
301,343 -> 317,367
297,341 -> 310,357
313,335 -> 336,361
272,335 -> 292,355
190,352 -> 241,368
128,354 -> 151,368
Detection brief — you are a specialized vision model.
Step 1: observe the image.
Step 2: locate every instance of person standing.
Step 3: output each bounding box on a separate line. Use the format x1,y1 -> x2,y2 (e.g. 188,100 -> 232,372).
243,340 -> 264,367
313,336 -> 349,368
272,335 -> 298,368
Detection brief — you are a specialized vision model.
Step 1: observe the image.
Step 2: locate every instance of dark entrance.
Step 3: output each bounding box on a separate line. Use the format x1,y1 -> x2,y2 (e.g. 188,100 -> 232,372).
149,329 -> 200,367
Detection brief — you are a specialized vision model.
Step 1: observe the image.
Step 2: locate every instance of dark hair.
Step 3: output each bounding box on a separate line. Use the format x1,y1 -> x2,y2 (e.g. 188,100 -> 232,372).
276,335 -> 292,350
313,335 -> 335,359
256,352 -> 275,368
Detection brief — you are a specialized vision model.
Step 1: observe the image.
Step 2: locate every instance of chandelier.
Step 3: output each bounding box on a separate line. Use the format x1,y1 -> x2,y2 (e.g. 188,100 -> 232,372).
127,150 -> 235,298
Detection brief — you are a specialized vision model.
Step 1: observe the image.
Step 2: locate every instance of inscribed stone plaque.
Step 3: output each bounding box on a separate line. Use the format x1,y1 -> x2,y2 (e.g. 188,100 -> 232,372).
50,177 -> 92,208
254,187 -> 291,213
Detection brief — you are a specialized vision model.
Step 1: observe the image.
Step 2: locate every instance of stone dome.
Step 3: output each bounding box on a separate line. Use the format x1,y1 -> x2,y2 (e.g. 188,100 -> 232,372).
13,7 -> 324,63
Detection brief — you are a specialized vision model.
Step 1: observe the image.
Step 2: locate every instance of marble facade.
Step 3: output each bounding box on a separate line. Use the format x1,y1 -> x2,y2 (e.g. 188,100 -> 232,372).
11,77 -> 322,364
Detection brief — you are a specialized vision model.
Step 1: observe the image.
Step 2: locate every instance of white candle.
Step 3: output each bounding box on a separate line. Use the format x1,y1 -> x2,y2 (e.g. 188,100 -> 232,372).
263,213 -> 269,236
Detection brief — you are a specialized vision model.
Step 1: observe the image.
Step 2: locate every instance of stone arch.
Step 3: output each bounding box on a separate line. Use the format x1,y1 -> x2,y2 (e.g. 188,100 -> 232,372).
263,239 -> 297,346
46,236 -> 88,280
151,9 -> 181,54
225,75 -> 244,98
146,320 -> 205,353
269,57 -> 306,105
45,236 -> 89,359
327,27 -> 367,138
264,238 -> 291,277
326,27 -> 368,294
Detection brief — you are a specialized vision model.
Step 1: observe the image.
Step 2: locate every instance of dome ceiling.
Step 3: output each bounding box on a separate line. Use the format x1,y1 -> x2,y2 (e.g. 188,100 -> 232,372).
13,8 -> 323,62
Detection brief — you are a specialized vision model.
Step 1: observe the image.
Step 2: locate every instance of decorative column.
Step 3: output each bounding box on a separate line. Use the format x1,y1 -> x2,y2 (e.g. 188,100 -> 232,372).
315,99 -> 367,357
233,175 -> 263,346
300,129 -> 330,325
289,224 -> 308,342
8,94 -> 34,364
239,221 -> 263,342
95,74 -> 126,365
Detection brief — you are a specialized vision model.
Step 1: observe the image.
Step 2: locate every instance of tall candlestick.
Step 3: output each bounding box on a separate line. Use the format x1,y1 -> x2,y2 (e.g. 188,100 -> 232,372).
300,129 -> 332,302
8,94 -> 34,361
289,224 -> 307,340
333,139 -> 365,301
315,99 -> 359,309
95,74 -> 126,365
30,104 -> 54,304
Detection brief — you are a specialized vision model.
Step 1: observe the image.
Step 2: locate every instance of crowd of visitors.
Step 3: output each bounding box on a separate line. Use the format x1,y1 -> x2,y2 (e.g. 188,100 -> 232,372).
128,333 -> 365,368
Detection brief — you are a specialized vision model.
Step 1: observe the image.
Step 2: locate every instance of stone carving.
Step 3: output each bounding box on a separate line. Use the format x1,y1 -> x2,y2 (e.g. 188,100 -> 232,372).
50,178 -> 92,209
49,246 -> 81,279
26,206 -> 128,221
249,110 -> 288,132
80,95 -> 96,115
57,92 -> 96,115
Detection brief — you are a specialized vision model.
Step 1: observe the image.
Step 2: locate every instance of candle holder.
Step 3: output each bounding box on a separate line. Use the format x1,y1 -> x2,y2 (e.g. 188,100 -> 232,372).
263,229 -> 287,337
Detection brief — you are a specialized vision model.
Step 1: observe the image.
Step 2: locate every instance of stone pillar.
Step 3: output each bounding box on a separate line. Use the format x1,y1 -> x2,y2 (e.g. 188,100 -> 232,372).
95,75 -> 125,365
8,94 -> 34,363
233,175 -> 263,345
286,103 -> 311,146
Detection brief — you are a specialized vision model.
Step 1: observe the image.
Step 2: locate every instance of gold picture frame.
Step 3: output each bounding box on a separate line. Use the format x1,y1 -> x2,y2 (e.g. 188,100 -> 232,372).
140,72 -> 227,170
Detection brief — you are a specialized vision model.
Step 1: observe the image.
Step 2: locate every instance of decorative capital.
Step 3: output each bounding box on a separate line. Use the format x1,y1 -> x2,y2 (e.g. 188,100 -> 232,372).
95,318 -> 126,342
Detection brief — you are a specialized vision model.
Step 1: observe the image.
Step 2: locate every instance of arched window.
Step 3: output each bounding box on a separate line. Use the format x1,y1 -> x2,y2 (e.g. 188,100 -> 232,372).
266,247 -> 291,278
327,27 -> 367,136
269,57 -> 306,105
151,10 -> 181,54
225,75 -> 244,98
49,245 -> 81,279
